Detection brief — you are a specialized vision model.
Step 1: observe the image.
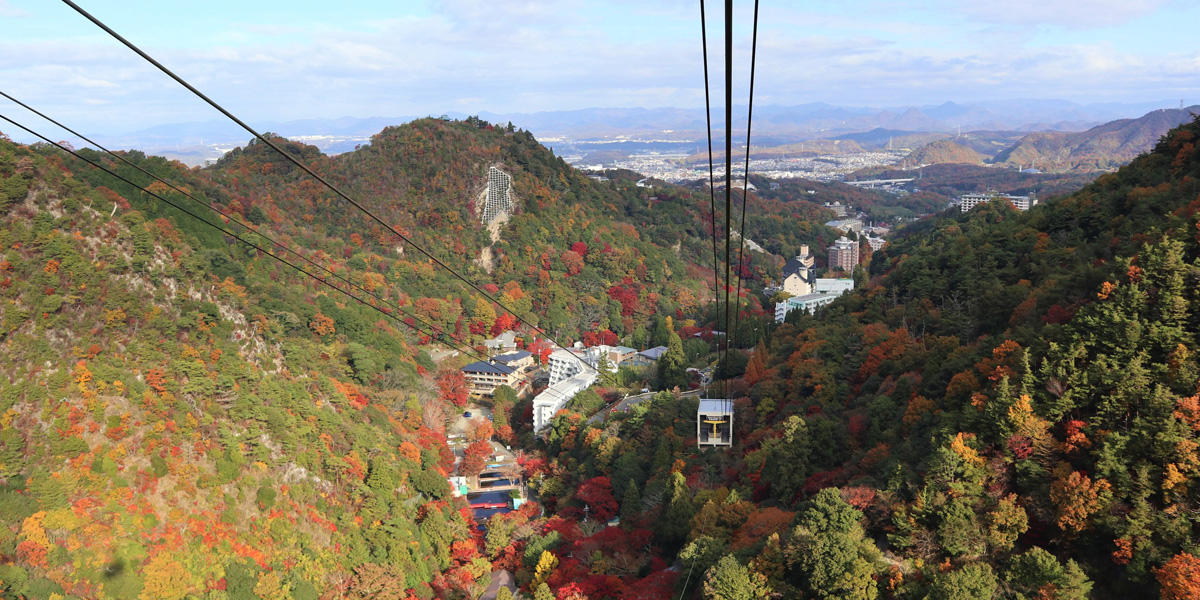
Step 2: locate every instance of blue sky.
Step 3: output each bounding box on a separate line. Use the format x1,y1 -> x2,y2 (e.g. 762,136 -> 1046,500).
1,0 -> 1198,134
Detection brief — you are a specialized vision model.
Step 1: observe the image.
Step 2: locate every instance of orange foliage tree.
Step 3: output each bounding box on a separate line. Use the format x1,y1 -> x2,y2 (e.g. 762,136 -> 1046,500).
309,312 -> 336,337
1050,470 -> 1111,535
1157,552 -> 1200,600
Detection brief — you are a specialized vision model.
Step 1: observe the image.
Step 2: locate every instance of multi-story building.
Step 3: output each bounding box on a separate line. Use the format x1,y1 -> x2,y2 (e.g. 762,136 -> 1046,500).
822,201 -> 850,217
461,361 -> 519,396
547,349 -> 586,386
533,371 -> 597,432
827,236 -> 859,272
959,191 -> 1038,212
866,236 -> 886,252
775,278 -> 855,323
825,218 -> 864,234
781,245 -> 817,296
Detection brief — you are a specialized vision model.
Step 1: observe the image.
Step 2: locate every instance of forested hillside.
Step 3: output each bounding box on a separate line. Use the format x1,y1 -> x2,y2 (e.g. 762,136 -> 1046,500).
993,106 -> 1200,172
524,116 -> 1200,599
0,135 -> 487,599
0,115 -> 828,600
6,111 -> 1200,600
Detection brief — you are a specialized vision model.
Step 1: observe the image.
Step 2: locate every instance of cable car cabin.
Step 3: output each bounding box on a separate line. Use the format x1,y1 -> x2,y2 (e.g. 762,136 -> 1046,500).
697,399 -> 733,447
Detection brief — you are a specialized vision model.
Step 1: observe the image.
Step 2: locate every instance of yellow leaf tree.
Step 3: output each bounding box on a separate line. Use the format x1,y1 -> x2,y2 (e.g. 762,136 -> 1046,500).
139,553 -> 196,600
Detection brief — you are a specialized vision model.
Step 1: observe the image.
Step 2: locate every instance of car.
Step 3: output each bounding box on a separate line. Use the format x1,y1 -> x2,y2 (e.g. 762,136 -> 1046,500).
486,414 -> 493,421
463,411 -> 473,418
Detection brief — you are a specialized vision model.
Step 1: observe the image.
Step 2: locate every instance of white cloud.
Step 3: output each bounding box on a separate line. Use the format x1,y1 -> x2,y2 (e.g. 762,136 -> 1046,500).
943,0 -> 1168,29
0,0 -> 27,18
1,1 -> 1196,137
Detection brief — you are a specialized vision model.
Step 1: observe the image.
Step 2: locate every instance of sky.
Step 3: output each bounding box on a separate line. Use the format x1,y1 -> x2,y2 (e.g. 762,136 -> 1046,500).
1,0 -> 1198,136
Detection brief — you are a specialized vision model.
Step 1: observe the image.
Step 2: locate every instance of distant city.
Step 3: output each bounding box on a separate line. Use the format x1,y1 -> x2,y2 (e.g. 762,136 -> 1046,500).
572,149 -> 911,183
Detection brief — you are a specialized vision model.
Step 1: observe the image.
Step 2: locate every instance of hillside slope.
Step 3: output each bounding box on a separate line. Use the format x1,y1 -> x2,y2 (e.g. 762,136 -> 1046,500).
0,136 -> 490,599
994,106 -> 1199,171
521,115 -> 1200,599
199,118 -> 799,343
901,139 -> 986,167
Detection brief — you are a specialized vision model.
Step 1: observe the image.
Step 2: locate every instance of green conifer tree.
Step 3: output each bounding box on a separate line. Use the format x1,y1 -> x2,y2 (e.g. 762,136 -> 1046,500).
658,471 -> 696,552
620,479 -> 641,524
785,488 -> 881,600
702,555 -> 770,600
657,332 -> 688,390
533,582 -> 554,600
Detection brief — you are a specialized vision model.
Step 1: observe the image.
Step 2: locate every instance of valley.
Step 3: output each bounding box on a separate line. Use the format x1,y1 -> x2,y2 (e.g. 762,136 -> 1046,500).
4,110 -> 1200,599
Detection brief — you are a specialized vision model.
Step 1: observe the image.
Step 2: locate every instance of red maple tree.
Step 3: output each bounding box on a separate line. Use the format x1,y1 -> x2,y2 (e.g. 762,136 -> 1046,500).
437,370 -> 470,407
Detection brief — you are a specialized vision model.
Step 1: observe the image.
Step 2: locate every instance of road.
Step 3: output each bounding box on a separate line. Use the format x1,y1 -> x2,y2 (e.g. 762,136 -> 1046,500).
587,387 -> 706,425
448,403 -> 493,442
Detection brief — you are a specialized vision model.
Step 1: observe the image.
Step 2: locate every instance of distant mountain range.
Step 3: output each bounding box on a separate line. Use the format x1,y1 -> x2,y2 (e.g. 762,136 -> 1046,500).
63,98 -> 1184,166
888,105 -> 1200,173
990,106 -> 1200,171
51,97 -> 1185,169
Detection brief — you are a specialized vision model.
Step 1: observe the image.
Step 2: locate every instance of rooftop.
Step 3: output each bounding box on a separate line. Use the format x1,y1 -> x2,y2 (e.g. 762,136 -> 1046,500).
638,346 -> 669,360
493,350 -> 532,364
698,399 -> 733,413
461,361 -> 517,375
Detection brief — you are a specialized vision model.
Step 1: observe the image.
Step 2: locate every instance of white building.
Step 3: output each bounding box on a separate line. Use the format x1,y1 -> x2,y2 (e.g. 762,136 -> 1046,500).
781,245 -> 817,296
547,349 -> 586,386
825,218 -> 864,234
533,371 -> 598,432
959,191 -> 1037,212
775,278 -> 855,323
866,236 -> 886,252
484,331 -> 519,352
822,201 -> 849,217
814,278 -> 855,295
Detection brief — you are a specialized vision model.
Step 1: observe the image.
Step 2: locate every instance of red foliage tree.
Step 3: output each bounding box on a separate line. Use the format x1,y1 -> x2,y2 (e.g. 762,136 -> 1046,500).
622,571 -> 678,600
571,241 -> 589,256
581,330 -> 620,348
462,440 -> 493,477
607,281 -> 640,316
437,370 -> 470,407
491,313 -> 518,336
561,250 -> 584,276
732,507 -> 795,550
529,339 -> 554,365
576,476 -> 618,521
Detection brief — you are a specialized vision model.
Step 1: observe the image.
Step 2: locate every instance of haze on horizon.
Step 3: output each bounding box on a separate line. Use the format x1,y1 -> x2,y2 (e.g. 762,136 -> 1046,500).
2,0 -> 1198,138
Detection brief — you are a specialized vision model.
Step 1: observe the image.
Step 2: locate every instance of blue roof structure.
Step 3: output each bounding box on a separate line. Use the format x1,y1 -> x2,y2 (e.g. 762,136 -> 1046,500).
493,350 -> 532,364
637,346 -> 668,360
461,361 -> 516,375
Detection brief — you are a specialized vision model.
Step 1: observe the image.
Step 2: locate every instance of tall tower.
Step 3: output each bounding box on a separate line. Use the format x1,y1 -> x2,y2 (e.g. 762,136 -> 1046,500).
481,166 -> 513,223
